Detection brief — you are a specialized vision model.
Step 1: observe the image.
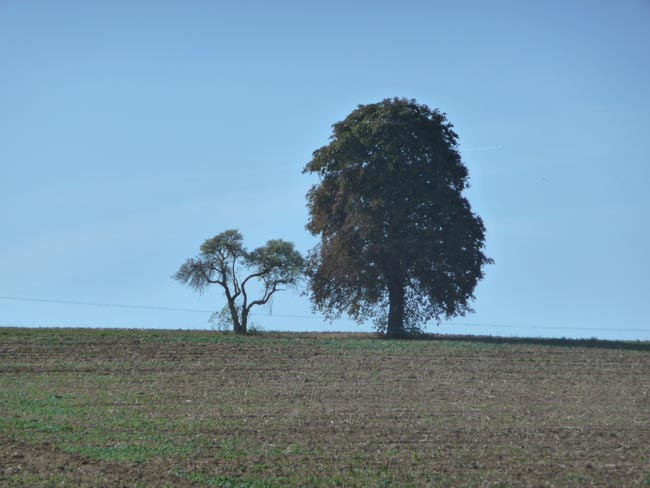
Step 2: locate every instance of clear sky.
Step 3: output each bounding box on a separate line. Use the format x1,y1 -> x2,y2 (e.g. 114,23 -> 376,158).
2,0 -> 649,339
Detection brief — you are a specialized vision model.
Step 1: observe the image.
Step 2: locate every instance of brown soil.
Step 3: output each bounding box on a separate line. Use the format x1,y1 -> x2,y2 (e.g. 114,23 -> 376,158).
1,329 -> 649,486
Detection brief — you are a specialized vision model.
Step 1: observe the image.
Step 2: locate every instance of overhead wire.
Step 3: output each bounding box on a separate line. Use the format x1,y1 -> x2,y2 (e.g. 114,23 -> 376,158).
0,295 -> 648,333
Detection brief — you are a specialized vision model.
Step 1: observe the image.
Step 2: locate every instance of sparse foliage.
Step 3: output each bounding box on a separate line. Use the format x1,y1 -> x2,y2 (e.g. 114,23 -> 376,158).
174,230 -> 304,334
304,98 -> 493,338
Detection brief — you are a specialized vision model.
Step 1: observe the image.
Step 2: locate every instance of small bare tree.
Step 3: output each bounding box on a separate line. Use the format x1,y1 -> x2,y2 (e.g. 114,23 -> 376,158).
174,229 -> 304,334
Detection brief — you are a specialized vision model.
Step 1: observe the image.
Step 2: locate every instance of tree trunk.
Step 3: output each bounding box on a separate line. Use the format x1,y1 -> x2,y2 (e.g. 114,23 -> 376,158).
240,309 -> 248,335
386,279 -> 406,338
227,299 -> 244,334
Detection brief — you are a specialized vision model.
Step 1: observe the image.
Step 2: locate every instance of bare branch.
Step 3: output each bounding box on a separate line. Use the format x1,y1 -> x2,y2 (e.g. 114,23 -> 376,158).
245,281 -> 280,314
241,270 -> 269,291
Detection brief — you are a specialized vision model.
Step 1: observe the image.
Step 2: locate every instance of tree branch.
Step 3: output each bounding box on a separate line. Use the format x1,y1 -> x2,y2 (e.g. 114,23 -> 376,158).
199,266 -> 224,287
232,256 -> 240,295
240,270 -> 269,291
240,270 -> 268,314
245,281 -> 281,313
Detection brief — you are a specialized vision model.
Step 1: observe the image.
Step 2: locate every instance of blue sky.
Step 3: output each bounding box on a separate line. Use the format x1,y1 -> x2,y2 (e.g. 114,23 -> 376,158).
2,0 -> 649,339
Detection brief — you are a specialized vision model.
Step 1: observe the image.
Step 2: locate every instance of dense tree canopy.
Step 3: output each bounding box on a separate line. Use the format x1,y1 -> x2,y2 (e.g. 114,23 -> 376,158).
304,98 -> 492,338
174,230 -> 304,334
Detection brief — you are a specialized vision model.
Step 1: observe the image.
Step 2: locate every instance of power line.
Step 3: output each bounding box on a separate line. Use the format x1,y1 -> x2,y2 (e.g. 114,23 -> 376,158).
435,322 -> 650,333
0,295 -> 213,314
0,295 -> 648,333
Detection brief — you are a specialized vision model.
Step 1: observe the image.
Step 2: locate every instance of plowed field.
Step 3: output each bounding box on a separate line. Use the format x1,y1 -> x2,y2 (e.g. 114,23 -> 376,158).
1,328 -> 649,486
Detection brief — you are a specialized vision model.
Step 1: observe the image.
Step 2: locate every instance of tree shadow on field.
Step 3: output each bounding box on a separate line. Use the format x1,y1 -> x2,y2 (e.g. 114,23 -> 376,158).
410,333 -> 650,352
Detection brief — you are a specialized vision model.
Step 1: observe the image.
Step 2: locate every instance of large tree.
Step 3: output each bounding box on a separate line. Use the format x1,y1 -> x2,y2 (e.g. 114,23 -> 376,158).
304,98 -> 493,338
174,230 -> 304,334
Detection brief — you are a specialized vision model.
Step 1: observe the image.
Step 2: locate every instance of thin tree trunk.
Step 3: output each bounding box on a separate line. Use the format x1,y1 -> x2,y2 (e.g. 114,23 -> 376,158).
227,298 -> 243,334
240,309 -> 248,335
386,279 -> 406,338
